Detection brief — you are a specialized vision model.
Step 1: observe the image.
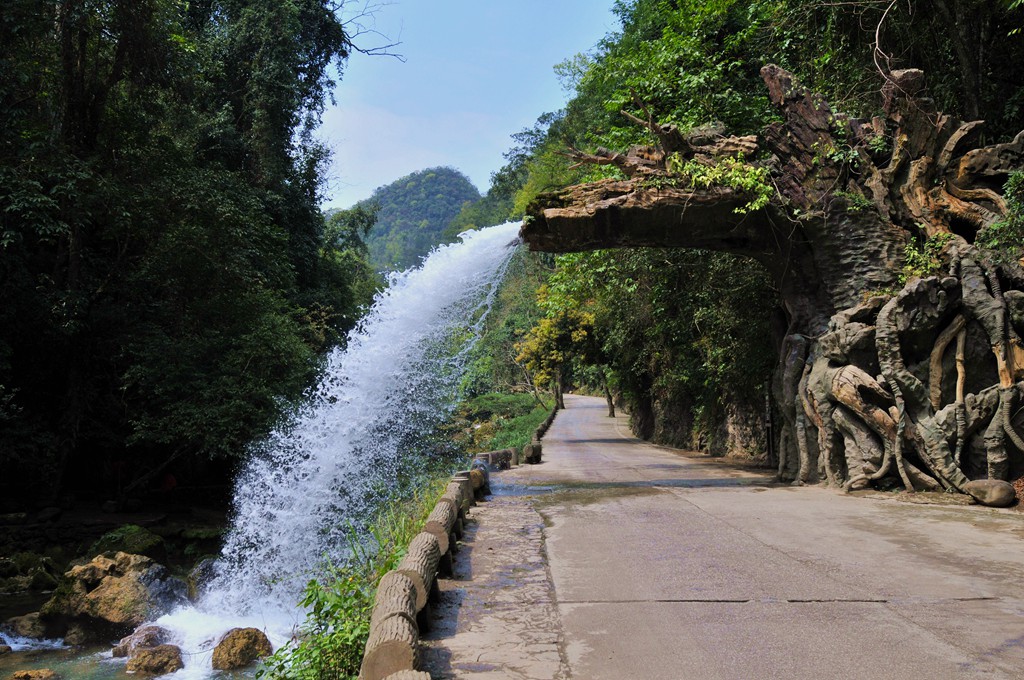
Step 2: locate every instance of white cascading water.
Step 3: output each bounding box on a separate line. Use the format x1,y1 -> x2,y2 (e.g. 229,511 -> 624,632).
150,222 -> 521,676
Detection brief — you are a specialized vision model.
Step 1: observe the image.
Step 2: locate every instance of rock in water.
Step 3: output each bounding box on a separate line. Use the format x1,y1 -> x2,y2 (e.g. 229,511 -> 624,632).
126,644 -> 184,675
186,557 -> 218,600
10,671 -> 61,680
0,644 -> 12,655
112,625 -> 171,657
63,623 -> 90,645
964,479 -> 1018,507
211,627 -> 273,670
5,612 -> 47,638
40,552 -> 187,640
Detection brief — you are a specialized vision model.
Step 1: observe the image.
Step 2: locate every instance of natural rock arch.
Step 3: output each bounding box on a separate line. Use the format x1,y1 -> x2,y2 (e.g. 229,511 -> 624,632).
521,65 -> 1024,506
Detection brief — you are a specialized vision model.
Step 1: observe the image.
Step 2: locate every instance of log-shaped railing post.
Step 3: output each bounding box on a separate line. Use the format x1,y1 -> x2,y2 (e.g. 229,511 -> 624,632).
359,616 -> 418,680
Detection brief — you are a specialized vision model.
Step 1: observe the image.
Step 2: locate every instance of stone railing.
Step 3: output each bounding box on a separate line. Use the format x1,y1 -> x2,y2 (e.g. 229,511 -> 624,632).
522,403 -> 558,464
356,458 -> 488,680
358,405 -> 560,680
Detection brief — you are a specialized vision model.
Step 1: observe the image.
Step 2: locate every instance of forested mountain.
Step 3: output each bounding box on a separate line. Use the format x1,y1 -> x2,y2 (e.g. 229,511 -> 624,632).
359,167 -> 481,271
0,1 -> 377,509
491,0 -> 1024,459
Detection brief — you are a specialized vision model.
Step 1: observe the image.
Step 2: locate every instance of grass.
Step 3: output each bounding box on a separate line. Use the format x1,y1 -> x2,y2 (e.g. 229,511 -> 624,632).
479,399 -> 552,451
447,391 -> 554,453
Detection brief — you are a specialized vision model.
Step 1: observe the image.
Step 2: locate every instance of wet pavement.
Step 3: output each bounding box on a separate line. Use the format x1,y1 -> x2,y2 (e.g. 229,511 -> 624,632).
421,394 -> 1024,679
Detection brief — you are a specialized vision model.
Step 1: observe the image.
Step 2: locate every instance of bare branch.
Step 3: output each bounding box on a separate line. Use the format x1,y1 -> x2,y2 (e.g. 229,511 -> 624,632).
334,0 -> 406,61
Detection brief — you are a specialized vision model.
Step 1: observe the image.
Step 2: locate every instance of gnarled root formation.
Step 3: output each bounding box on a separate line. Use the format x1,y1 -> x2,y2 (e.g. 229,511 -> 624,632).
783,255 -> 1024,506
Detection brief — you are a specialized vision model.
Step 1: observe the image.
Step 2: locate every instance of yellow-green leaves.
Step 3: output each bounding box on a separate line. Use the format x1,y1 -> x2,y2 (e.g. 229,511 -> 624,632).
666,154 -> 773,214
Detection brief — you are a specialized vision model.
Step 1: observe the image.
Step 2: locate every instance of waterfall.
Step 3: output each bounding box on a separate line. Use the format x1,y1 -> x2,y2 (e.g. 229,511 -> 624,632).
154,222 -> 521,675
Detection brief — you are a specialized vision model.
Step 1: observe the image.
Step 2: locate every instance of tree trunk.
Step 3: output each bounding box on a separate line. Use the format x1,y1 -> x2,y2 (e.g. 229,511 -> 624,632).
604,379 -> 615,417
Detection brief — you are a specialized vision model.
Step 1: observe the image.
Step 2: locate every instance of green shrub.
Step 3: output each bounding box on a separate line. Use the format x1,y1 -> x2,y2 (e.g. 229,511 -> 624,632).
480,401 -> 553,451
257,478 -> 446,680
977,172 -> 1024,263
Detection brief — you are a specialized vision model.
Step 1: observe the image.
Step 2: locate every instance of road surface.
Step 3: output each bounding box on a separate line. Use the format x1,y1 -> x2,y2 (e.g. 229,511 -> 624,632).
422,394 -> 1024,679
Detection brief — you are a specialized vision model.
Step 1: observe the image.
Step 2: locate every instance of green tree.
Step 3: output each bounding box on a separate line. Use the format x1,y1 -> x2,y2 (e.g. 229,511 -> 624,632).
0,0 -> 376,507
516,288 -> 600,410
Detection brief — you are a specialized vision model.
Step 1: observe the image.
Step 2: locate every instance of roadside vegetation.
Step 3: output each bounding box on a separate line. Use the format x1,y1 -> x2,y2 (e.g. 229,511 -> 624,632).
258,475 -> 447,680
257,385 -> 551,679
471,0 -> 1024,459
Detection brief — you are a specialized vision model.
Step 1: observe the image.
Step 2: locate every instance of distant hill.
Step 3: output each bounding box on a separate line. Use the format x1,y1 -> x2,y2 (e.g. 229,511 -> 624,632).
358,167 -> 481,271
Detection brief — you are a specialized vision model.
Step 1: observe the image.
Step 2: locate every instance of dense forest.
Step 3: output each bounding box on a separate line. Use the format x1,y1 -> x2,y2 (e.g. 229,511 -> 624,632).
0,1 -> 379,510
497,0 -> 1024,464
358,166 -> 480,271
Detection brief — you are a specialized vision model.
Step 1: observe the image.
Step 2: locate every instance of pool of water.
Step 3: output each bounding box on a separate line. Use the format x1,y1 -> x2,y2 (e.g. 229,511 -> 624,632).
0,625 -> 258,679
0,641 -> 254,679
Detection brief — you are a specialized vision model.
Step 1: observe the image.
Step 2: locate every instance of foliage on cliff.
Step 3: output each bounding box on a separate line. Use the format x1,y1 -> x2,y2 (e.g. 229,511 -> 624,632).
0,0 -> 378,508
509,0 -> 1024,457
519,2 -> 1024,502
358,167 -> 481,271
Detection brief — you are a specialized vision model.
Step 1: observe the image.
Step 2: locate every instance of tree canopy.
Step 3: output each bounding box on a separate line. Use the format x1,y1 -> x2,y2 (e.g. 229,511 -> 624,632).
498,0 -> 1024,456
0,0 -> 377,508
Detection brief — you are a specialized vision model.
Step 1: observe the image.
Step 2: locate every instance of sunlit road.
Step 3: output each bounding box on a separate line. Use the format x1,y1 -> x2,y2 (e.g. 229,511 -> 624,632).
506,394 -> 1024,680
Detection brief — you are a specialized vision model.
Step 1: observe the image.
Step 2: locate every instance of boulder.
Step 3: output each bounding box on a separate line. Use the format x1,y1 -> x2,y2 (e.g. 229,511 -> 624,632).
63,623 -> 89,646
0,513 -> 28,526
0,576 -> 31,595
186,557 -> 218,600
10,671 -> 61,680
35,507 -> 62,523
211,627 -> 273,670
112,625 -> 170,657
964,479 -> 1018,507
0,557 -> 18,577
39,552 -> 187,639
29,567 -> 58,592
0,644 -> 12,655
126,644 -> 184,676
0,554 -> 62,593
5,612 -> 47,638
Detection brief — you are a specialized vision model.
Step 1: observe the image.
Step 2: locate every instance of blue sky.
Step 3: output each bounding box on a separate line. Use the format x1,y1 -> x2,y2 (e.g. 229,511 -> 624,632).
319,1 -> 619,209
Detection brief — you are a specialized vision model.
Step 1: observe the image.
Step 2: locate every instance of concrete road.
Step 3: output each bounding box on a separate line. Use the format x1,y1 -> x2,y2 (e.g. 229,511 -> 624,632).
502,394 -> 1024,680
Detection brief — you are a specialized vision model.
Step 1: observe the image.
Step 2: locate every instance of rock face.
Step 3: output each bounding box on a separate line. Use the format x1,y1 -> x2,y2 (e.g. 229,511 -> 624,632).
964,479 -> 1018,507
0,553 -> 61,595
186,557 -> 217,600
211,627 -> 273,670
125,644 -> 184,675
523,65 -> 1024,503
5,612 -> 47,638
88,525 -> 166,563
39,552 -> 187,639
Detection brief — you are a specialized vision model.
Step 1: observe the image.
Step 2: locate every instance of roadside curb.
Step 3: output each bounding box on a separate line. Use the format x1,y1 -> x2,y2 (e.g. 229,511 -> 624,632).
357,404 -> 560,679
